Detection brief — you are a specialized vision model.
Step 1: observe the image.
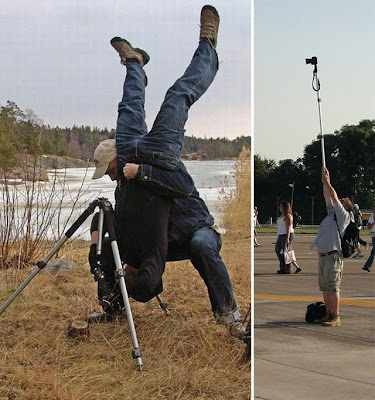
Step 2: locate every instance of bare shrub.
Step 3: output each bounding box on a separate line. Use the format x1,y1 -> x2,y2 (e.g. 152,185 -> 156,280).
0,155 -> 96,287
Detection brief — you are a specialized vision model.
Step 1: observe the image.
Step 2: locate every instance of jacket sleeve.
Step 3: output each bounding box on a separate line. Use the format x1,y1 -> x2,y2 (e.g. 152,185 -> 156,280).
126,271 -> 163,303
134,162 -> 194,198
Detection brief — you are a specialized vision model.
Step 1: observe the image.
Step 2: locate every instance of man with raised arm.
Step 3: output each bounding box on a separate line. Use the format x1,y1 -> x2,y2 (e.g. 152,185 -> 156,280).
310,167 -> 351,326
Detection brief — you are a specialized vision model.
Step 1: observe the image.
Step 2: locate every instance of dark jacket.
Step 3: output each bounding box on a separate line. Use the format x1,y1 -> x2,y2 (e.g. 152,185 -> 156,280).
135,163 -> 214,244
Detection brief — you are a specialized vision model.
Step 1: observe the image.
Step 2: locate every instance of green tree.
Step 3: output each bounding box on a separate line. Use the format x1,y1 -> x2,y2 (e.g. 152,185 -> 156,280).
0,101 -> 26,170
303,119 -> 375,206
255,120 -> 375,223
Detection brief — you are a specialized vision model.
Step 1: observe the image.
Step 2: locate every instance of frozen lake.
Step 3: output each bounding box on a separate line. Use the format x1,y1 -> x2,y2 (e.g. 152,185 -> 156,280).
0,160 -> 236,241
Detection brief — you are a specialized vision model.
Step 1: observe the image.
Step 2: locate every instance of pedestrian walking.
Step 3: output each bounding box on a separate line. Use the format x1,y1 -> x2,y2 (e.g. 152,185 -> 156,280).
362,205 -> 375,272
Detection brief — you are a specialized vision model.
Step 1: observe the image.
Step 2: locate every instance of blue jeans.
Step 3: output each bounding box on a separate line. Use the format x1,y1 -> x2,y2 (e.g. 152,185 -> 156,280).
116,39 -> 219,173
275,233 -> 295,273
363,236 -> 375,271
167,227 -> 240,324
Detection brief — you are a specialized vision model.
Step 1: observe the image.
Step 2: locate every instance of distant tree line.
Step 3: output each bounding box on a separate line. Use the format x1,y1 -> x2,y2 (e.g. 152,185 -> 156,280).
255,119 -> 375,224
183,135 -> 251,159
0,101 -> 250,172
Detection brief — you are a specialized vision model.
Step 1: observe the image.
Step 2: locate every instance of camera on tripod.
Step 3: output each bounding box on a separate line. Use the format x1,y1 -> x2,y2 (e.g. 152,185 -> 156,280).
305,56 -> 318,65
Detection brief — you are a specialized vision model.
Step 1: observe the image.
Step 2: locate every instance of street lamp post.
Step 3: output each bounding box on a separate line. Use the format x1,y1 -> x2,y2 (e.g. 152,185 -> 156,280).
276,195 -> 280,223
306,186 -> 314,225
289,182 -> 295,209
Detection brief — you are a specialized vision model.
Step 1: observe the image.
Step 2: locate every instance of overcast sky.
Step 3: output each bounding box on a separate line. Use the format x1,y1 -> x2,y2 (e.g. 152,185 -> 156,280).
0,0 -> 251,140
255,0 -> 375,161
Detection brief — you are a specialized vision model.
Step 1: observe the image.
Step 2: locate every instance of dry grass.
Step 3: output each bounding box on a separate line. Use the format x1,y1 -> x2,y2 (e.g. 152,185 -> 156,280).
223,147 -> 251,238
0,156 -> 251,400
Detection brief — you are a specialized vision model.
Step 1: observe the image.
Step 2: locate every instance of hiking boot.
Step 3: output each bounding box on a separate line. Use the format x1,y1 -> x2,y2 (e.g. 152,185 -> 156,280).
200,5 -> 220,48
314,311 -> 331,324
229,321 -> 246,342
322,313 -> 341,327
110,37 -> 150,66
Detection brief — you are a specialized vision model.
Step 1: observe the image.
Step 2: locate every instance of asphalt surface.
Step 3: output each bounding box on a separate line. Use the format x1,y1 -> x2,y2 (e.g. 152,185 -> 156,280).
254,233 -> 375,400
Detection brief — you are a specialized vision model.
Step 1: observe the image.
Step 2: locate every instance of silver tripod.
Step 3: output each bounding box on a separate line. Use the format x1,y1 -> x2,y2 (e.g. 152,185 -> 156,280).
94,198 -> 143,370
306,56 -> 326,168
0,197 -> 147,371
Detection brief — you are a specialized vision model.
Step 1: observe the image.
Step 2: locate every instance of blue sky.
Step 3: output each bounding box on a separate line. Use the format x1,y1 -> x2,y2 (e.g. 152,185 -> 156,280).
3,1 -> 372,162
0,1 -> 252,140
255,0 -> 374,161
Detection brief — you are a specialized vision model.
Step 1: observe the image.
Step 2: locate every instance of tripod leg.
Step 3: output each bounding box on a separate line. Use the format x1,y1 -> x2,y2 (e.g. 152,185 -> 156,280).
0,199 -> 99,316
111,240 -> 143,371
0,235 -> 69,316
156,295 -> 171,316
320,136 -> 326,169
100,198 -> 143,371
0,266 -> 40,315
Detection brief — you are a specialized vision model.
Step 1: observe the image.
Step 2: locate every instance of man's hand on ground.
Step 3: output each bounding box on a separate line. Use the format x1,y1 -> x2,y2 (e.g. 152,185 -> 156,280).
123,163 -> 139,180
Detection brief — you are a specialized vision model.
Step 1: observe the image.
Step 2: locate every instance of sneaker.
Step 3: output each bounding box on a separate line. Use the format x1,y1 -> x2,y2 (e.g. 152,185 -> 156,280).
362,266 -> 371,272
295,267 -> 302,273
110,37 -> 150,66
254,243 -> 262,247
200,5 -> 220,48
229,321 -> 246,342
322,314 -> 341,327
353,253 -> 364,259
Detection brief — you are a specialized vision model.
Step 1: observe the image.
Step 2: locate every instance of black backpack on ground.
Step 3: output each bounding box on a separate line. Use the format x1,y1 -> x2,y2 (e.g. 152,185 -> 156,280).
305,302 -> 326,323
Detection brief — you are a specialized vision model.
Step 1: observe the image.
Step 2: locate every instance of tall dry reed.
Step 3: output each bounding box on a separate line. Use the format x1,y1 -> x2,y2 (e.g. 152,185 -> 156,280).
223,146 -> 251,238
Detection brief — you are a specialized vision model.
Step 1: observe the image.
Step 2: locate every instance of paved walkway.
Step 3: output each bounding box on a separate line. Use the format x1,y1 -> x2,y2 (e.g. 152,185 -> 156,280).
254,233 -> 375,400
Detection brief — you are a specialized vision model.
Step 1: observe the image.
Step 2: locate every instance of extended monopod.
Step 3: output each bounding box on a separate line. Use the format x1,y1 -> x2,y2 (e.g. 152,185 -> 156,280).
305,56 -> 326,168
0,198 -> 145,370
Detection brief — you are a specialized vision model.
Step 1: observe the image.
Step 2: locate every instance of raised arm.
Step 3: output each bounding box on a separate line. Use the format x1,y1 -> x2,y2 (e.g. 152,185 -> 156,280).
321,167 -> 339,207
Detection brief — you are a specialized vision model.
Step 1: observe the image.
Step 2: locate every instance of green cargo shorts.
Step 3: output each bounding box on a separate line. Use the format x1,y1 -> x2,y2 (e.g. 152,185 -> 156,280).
318,252 -> 343,292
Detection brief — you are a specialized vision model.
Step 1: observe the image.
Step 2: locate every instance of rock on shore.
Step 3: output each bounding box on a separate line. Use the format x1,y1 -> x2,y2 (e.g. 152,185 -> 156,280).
1,154 -> 90,182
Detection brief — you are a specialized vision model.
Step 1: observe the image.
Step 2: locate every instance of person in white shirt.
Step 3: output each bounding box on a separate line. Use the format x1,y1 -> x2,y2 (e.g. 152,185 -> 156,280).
275,200 -> 295,274
254,207 -> 262,247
